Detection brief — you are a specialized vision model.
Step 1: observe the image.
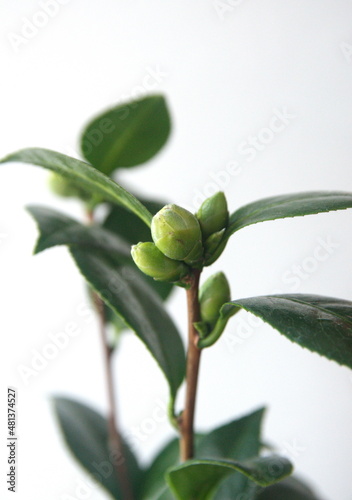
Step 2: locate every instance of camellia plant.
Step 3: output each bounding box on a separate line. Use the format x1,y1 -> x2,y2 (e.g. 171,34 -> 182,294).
3,95 -> 352,500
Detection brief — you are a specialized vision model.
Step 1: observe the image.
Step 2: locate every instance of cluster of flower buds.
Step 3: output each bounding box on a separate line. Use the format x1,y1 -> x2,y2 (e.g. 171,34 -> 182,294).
131,192 -> 229,283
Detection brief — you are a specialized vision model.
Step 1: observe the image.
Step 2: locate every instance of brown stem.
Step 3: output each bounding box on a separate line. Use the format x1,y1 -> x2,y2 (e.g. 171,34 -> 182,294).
86,207 -> 94,224
94,293 -> 134,500
179,269 -> 202,461
86,209 -> 133,499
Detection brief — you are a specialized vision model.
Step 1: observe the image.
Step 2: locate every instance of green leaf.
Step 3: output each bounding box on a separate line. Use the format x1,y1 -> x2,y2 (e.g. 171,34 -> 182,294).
141,410 -> 266,500
153,489 -> 174,500
104,198 -> 164,245
53,397 -> 143,500
221,294 -> 352,368
197,408 -> 265,499
141,435 -> 205,500
103,197 -> 173,301
256,476 -> 322,499
166,455 -> 293,500
27,205 -> 172,304
0,148 -> 152,226
197,407 -> 263,455
27,205 -> 173,341
141,438 -> 179,500
229,191 -> 352,233
27,205 -> 131,257
80,95 -> 171,174
209,191 -> 352,263
70,248 -> 186,398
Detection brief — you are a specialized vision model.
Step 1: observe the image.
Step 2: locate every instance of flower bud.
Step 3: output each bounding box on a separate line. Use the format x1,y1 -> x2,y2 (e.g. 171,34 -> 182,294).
48,173 -> 91,200
151,204 -> 203,265
196,192 -> 228,240
199,272 -> 231,327
204,229 -> 225,263
131,242 -> 189,282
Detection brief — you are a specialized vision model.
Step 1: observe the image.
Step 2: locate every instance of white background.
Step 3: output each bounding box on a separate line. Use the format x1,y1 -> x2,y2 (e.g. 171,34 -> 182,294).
1,1 -> 352,499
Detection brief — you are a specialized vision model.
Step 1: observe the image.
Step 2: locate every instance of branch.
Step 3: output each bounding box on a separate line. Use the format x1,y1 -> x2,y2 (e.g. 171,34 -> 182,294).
94,293 -> 134,500
87,208 -> 134,499
179,269 -> 202,461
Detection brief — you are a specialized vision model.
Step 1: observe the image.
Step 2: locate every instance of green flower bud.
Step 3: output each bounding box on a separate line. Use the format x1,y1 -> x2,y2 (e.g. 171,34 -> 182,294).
48,173 -> 91,201
131,242 -> 189,282
204,229 -> 225,263
199,272 -> 231,327
151,204 -> 203,265
197,192 -> 229,240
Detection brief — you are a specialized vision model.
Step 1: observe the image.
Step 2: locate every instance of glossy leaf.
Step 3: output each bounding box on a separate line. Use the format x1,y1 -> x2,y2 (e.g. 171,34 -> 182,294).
27,205 -> 172,303
142,439 -> 179,500
27,205 -> 131,257
197,408 -> 265,499
209,191 -> 352,263
229,191 -> 352,234
70,248 -> 186,397
142,410 -> 267,499
256,476 -> 321,499
198,408 -> 264,459
166,455 -> 293,500
80,95 -> 171,174
142,435 -> 205,500
221,294 -> 352,368
154,489 -> 174,500
53,397 -> 143,500
104,198 -> 164,245
0,148 -> 152,226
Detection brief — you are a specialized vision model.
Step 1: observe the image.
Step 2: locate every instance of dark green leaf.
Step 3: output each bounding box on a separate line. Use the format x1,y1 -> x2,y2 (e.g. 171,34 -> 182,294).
141,435 -> 204,500
27,205 -> 172,303
80,95 -> 171,174
70,248 -> 186,398
166,455 -> 293,500
197,408 -> 265,499
153,489 -> 174,500
229,191 -> 352,234
104,300 -> 129,337
222,294 -> 352,368
197,408 -> 265,459
209,191 -> 352,263
256,476 -> 322,499
27,205 -> 131,257
104,198 -> 163,245
103,197 -> 173,301
142,410 -> 267,500
0,148 -> 152,226
142,438 -> 179,500
53,397 -> 142,500
27,205 -> 173,340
